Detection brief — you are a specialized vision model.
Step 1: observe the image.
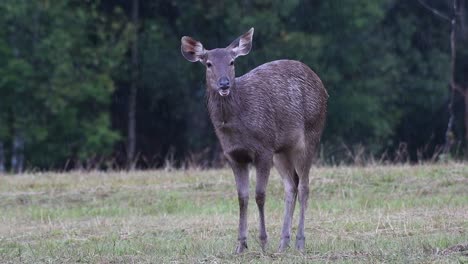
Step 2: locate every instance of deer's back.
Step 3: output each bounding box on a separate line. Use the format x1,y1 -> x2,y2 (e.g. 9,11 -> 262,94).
235,60 -> 328,151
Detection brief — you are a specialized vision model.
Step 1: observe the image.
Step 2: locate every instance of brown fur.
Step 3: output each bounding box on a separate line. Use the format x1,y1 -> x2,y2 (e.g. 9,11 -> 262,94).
181,28 -> 328,253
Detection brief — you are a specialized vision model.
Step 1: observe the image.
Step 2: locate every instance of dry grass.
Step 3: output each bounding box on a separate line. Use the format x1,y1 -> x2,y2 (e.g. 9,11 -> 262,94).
0,163 -> 467,263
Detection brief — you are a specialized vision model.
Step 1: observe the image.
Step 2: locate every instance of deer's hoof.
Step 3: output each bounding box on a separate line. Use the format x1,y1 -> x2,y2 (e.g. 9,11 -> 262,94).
260,237 -> 268,252
278,238 -> 290,253
235,241 -> 248,254
295,237 -> 305,252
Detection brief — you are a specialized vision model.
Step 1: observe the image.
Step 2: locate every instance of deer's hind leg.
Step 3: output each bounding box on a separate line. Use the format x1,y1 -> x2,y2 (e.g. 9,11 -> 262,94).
294,161 -> 310,252
274,152 -> 299,252
293,135 -> 319,252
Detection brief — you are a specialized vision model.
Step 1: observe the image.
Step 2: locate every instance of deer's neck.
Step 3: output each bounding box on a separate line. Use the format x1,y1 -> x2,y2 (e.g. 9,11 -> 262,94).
206,83 -> 240,128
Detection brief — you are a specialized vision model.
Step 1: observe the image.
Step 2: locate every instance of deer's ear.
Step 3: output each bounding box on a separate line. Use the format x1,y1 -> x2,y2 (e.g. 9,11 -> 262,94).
181,36 -> 206,62
228,28 -> 254,58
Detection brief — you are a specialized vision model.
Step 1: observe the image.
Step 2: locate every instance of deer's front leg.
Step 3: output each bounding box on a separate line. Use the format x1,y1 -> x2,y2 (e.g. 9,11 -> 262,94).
255,160 -> 271,252
232,162 -> 249,253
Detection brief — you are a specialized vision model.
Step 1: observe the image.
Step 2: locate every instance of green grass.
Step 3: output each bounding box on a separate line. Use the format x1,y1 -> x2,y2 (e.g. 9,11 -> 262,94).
0,164 -> 467,263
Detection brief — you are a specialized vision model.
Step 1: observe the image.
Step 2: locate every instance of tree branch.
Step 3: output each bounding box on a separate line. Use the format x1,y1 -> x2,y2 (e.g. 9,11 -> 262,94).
418,0 -> 451,21
454,83 -> 466,95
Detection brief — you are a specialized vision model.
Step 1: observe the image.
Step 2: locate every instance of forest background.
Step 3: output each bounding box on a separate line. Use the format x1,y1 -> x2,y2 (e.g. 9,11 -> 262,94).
1,0 -> 468,171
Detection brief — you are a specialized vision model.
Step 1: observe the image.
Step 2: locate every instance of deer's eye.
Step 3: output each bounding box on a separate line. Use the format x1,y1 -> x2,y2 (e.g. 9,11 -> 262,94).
229,61 -> 234,66
206,62 -> 212,68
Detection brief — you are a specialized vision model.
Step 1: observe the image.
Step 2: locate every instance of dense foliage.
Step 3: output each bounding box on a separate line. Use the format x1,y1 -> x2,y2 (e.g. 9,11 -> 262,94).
0,0 -> 467,170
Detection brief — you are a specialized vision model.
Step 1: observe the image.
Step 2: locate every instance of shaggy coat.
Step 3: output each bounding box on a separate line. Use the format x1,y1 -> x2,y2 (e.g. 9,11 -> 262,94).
181,28 -> 328,253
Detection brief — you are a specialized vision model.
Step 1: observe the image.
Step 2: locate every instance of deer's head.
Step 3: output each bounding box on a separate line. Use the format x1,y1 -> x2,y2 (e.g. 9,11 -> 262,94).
181,28 -> 254,97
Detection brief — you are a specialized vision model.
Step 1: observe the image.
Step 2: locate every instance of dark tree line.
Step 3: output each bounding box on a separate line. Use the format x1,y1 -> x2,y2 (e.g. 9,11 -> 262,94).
0,0 -> 467,171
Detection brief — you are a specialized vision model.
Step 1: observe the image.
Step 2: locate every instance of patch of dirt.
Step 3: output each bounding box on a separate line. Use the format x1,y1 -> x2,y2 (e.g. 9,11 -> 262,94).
424,242 -> 468,256
440,243 -> 468,256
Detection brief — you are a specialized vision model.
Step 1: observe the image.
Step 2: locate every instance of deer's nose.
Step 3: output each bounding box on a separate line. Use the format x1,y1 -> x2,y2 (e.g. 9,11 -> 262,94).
218,77 -> 230,90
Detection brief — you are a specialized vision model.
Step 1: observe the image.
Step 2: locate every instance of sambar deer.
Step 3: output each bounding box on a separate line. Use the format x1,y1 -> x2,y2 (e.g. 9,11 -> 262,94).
181,28 -> 328,253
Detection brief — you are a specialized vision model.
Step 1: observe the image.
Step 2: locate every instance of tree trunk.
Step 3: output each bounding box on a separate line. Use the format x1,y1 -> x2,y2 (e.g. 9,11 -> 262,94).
127,0 -> 139,169
444,2 -> 458,154
461,0 -> 467,38
465,89 -> 468,158
0,141 -> 5,173
462,0 -> 468,158
11,133 -> 24,173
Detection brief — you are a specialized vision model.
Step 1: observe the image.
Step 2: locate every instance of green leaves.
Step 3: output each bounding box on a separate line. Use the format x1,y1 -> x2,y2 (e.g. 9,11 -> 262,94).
0,0 -> 129,169
0,0 -> 464,168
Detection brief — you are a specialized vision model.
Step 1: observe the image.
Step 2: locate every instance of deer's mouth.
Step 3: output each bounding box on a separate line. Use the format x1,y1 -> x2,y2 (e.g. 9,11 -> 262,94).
218,89 -> 230,97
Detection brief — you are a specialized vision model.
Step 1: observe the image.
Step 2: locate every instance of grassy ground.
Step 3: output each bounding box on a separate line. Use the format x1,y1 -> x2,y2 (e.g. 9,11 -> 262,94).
0,164 -> 467,263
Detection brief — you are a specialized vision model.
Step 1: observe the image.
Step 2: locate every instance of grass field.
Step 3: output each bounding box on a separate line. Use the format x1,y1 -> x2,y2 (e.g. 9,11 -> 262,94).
0,164 -> 467,263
